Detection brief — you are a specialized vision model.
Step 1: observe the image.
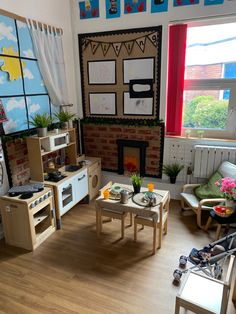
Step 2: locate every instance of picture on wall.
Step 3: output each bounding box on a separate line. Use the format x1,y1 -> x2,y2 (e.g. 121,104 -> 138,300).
106,0 -> 121,18
89,93 -> 116,115
88,60 -> 116,84
151,0 -> 168,13
0,14 -> 55,135
123,58 -> 155,84
124,0 -> 147,14
123,92 -> 153,115
173,0 -> 199,6
78,0 -> 100,19
204,0 -> 224,4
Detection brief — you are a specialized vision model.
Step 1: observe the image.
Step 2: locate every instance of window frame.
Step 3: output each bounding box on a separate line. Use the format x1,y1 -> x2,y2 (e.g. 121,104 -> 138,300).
183,21 -> 236,139
0,16 -> 53,135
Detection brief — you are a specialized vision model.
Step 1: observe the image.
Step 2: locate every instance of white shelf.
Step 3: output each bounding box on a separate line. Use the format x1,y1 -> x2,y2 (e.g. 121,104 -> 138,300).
33,213 -> 48,227
62,193 -> 72,201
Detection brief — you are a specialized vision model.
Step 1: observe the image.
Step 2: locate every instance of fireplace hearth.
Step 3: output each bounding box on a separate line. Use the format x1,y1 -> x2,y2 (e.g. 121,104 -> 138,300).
117,139 -> 148,177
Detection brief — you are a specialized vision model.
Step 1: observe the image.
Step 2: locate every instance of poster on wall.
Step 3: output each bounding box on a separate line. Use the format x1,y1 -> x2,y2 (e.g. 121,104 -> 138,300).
89,93 -> 116,115
123,58 -> 155,84
88,61 -> 116,84
151,0 -> 168,13
124,0 -> 147,14
123,92 -> 153,115
173,0 -> 199,6
106,0 -> 121,18
78,0 -> 100,19
204,0 -> 224,4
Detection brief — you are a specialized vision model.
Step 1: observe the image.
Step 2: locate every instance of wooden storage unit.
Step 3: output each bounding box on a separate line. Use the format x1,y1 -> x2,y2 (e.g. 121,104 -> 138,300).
26,128 -> 77,182
0,187 -> 55,250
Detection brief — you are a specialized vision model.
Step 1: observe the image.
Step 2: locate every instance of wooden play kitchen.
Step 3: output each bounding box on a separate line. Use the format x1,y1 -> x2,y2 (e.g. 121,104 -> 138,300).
26,129 -> 101,226
0,186 -> 55,250
0,128 -> 101,250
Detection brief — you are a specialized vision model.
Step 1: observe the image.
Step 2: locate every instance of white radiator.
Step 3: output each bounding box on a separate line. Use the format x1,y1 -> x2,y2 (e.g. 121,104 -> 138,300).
194,145 -> 236,178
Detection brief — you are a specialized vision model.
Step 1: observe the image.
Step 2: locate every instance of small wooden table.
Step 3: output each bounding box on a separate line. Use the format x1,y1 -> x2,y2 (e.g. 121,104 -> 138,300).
95,183 -> 170,249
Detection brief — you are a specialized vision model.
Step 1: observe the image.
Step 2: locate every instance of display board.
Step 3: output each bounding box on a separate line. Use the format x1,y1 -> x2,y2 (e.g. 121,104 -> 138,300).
78,26 -> 162,121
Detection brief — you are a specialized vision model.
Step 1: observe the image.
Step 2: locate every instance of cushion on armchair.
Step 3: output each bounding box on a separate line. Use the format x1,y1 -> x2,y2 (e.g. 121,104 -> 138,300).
194,171 -> 224,200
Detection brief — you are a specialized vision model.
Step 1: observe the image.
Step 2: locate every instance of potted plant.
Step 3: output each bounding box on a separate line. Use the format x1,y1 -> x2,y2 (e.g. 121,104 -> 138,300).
163,163 -> 184,184
29,113 -> 53,137
54,110 -> 76,129
131,174 -> 142,194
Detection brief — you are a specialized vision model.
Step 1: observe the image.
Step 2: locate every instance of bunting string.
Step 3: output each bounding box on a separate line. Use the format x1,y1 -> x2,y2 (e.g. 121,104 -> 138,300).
82,32 -> 159,56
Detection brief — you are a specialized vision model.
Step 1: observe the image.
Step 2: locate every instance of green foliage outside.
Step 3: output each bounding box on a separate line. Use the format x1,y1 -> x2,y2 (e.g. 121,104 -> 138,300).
183,95 -> 228,129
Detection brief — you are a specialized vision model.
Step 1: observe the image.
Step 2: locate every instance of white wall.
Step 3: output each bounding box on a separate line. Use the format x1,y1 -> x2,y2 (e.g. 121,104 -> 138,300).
71,0 -> 236,120
0,0 -> 78,114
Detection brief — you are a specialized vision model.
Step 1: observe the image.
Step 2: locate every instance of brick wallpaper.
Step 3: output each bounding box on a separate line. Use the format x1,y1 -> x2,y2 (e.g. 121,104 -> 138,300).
5,139 -> 60,186
6,139 -> 30,186
82,123 -> 164,177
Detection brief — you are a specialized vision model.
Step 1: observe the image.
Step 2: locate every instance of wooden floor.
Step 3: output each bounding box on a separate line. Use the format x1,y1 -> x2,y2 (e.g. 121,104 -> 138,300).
0,200 -> 235,314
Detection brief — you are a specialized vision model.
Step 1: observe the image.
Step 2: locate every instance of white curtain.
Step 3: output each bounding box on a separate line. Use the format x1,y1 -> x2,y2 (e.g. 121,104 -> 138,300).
27,20 -> 69,106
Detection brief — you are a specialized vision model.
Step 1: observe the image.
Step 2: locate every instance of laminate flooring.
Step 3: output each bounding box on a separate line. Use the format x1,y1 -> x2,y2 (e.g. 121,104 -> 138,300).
0,200 -> 235,314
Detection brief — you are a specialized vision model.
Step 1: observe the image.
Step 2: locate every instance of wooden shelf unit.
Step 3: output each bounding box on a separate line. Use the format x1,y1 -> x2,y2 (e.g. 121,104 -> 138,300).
26,129 -> 77,182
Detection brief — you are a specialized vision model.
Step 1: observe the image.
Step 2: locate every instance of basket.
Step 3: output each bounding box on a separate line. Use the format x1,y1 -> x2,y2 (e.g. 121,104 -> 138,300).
213,205 -> 234,217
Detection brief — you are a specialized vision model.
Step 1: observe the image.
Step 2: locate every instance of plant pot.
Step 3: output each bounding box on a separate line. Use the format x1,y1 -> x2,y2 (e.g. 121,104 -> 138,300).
169,177 -> 176,184
133,184 -> 141,194
61,122 -> 69,130
68,120 -> 73,129
37,127 -> 47,137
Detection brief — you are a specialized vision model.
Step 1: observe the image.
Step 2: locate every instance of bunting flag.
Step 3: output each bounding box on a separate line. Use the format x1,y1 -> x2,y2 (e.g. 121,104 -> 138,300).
112,42 -> 122,56
82,38 -> 90,51
101,42 -> 111,56
90,41 -> 100,54
82,32 -> 158,56
124,41 -> 135,55
135,36 -> 146,52
147,32 -> 158,47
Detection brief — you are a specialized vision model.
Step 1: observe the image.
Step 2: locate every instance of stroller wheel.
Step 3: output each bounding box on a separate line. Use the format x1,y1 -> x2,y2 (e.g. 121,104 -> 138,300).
179,255 -> 188,268
214,265 -> 223,279
173,269 -> 182,283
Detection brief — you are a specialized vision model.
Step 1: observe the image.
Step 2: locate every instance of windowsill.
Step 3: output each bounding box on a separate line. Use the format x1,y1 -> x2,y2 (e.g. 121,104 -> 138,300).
165,135 -> 236,143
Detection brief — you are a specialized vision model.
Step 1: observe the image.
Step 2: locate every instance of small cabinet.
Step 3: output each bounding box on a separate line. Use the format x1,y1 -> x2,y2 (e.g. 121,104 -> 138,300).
74,169 -> 88,204
55,168 -> 88,217
87,158 -> 101,201
0,188 -> 55,251
57,178 -> 75,216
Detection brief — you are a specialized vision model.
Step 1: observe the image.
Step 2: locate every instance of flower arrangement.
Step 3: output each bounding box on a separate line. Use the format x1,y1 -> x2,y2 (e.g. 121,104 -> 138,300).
215,177 -> 236,202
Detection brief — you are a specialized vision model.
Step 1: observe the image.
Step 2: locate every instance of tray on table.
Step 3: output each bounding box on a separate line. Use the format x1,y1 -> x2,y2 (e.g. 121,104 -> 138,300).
108,184 -> 133,200
132,191 -> 163,207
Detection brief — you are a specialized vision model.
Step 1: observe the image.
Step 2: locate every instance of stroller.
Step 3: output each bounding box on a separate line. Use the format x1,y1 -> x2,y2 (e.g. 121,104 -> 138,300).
173,231 -> 236,283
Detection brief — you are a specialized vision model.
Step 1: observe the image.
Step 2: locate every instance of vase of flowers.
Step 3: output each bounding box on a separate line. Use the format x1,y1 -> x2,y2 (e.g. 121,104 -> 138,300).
215,177 -> 236,209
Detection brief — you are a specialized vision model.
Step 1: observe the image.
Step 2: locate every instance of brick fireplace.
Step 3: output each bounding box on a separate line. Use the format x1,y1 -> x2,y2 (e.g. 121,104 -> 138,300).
82,123 -> 164,177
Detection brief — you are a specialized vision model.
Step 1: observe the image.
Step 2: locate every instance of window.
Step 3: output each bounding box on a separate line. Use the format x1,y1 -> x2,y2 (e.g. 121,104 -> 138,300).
183,22 -> 236,139
0,14 -> 58,135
